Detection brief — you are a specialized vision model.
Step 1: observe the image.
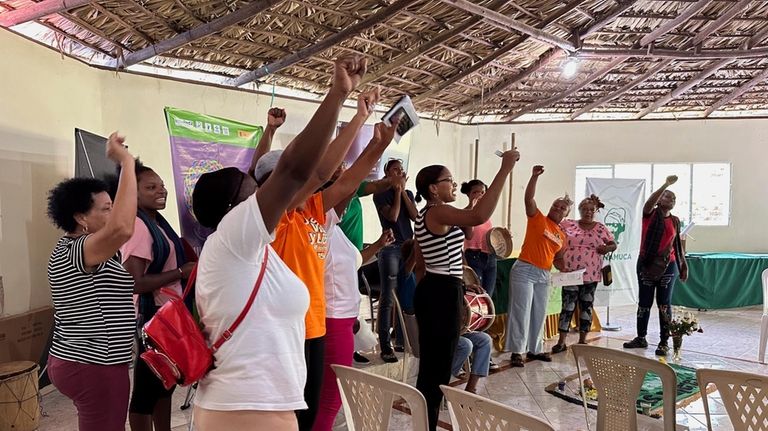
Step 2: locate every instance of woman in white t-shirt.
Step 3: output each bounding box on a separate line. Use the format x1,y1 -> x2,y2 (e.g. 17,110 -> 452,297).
190,55 -> 369,431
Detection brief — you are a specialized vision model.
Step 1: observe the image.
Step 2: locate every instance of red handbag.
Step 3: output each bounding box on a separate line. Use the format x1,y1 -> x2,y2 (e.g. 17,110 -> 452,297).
140,247 -> 269,389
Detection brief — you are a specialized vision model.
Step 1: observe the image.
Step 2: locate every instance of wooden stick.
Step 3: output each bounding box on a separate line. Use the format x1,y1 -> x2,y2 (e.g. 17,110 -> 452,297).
506,133 -> 515,231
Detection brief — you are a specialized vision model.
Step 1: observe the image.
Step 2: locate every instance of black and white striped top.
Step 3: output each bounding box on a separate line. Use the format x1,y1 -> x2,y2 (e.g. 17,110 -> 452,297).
414,206 -> 465,278
48,235 -> 136,365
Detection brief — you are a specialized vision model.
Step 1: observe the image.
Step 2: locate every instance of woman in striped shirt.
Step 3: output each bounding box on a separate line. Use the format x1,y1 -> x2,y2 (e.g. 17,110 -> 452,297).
412,148 -> 520,431
46,133 -> 137,431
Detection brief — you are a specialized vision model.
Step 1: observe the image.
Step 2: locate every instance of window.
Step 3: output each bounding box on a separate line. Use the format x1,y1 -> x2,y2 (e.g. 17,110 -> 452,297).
575,163 -> 731,226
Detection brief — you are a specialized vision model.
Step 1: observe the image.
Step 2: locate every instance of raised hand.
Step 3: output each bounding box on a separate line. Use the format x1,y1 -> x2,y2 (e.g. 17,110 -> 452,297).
500,148 -> 520,171
105,132 -> 132,164
665,175 -> 678,186
370,117 -> 399,149
267,107 -> 286,129
332,55 -> 368,96
376,229 -> 395,248
532,165 -> 545,177
357,88 -> 380,118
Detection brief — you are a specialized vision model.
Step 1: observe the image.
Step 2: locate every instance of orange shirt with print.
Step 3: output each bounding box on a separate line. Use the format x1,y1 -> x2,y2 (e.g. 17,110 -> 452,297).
518,210 -> 565,270
271,193 -> 328,339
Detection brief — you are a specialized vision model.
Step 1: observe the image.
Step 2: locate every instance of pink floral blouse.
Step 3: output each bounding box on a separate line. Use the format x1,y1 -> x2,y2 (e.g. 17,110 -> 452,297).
559,219 -> 615,283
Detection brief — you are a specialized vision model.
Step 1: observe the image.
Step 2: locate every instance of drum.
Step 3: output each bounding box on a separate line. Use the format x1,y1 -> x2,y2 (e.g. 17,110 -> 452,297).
463,292 -> 496,332
0,361 -> 40,431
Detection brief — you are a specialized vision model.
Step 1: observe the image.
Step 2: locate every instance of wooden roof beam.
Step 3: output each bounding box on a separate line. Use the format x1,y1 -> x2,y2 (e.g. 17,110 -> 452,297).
229,0 -> 418,87
110,0 -> 284,68
414,0 -> 587,103
635,59 -> 731,118
445,48 -> 562,120
746,24 -> 768,49
503,56 -> 628,121
570,59 -> 673,119
578,46 -> 768,59
702,66 -> 768,116
0,0 -> 91,27
579,0 -> 642,38
639,0 -> 716,46
439,0 -> 577,52
691,0 -> 752,46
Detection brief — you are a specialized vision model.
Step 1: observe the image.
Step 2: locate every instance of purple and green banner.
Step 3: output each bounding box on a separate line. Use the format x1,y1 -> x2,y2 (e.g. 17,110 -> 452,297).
165,107 -> 263,254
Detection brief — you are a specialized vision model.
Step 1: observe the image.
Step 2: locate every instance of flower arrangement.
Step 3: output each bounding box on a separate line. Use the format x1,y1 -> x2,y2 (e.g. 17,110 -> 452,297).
666,308 -> 704,337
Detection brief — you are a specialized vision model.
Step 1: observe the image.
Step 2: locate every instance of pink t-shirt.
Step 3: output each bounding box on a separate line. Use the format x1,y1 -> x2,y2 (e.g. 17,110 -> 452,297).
464,219 -> 492,254
559,219 -> 615,283
121,217 -> 182,306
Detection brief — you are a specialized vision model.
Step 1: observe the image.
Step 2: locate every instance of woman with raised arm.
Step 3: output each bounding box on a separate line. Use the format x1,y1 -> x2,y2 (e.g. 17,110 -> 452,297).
552,194 -> 616,353
46,134 -> 137,431
190,55 -> 367,431
624,175 -> 688,357
505,165 -> 570,368
412,148 -> 520,431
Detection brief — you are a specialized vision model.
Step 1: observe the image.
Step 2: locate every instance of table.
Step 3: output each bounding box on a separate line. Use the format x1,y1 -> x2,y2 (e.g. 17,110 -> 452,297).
672,253 -> 768,309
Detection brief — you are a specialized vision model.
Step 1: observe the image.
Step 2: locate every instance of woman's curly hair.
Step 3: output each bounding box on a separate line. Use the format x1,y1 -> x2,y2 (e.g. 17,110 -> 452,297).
47,177 -> 109,232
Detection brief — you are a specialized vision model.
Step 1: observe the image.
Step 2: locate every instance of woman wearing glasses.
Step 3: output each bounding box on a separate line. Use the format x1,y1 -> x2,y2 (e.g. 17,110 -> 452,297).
411,148 -> 520,431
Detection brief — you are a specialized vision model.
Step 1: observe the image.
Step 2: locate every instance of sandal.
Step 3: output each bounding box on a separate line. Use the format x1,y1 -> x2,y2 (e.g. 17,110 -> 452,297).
509,353 -> 525,368
552,343 -> 568,354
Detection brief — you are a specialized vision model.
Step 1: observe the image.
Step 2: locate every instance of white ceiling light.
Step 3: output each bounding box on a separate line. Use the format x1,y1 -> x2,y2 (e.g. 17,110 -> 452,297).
562,57 -> 580,79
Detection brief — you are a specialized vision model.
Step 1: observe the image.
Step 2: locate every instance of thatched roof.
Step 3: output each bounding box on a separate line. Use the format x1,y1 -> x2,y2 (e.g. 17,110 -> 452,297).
2,0 -> 768,122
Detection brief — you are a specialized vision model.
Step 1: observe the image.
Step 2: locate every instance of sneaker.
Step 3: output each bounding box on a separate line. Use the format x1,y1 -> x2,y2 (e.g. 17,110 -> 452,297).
454,369 -> 467,379
655,341 -> 669,356
527,352 -> 552,362
623,337 -> 648,349
509,353 -> 525,368
489,359 -> 500,371
353,352 -> 370,364
552,343 -> 567,354
380,350 -> 398,363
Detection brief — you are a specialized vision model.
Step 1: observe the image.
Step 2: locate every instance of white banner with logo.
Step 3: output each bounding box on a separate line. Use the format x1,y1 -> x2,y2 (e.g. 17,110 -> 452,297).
585,178 -> 646,306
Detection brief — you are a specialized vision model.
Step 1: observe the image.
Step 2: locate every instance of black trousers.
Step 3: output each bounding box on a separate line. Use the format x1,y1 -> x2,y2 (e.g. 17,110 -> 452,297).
415,272 -> 463,431
297,336 -> 326,431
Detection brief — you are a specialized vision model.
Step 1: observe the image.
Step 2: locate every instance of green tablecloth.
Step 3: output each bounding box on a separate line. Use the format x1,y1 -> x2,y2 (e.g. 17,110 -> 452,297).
672,253 -> 768,309
493,258 -> 561,315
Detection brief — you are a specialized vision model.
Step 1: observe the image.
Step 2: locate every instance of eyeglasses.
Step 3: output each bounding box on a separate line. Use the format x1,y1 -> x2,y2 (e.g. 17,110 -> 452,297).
435,177 -> 454,184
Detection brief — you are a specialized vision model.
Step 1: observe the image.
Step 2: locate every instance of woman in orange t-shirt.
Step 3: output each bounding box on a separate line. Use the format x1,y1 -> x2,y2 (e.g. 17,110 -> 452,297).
504,165 -> 570,368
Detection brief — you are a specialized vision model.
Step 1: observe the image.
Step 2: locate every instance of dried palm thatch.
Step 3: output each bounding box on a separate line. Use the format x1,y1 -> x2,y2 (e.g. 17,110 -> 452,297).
2,0 -> 767,122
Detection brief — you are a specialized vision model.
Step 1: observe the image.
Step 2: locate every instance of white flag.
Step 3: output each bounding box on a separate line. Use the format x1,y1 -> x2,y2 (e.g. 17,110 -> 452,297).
585,178 -> 646,307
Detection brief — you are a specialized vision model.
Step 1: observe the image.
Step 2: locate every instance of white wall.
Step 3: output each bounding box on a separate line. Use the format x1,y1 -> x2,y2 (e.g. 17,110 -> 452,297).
461,120 -> 768,253
1,28 -> 766,317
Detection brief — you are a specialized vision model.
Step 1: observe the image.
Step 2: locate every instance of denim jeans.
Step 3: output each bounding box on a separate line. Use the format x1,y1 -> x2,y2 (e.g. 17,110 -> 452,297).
377,245 -> 404,350
465,249 -> 498,297
451,331 -> 492,377
505,260 -> 551,355
636,261 -> 679,342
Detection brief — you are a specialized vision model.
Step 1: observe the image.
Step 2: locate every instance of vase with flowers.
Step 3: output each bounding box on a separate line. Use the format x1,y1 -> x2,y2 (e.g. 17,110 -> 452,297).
665,308 -> 704,361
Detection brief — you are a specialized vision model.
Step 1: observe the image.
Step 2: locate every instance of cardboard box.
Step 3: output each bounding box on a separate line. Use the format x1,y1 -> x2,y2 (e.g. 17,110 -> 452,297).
0,306 -> 54,363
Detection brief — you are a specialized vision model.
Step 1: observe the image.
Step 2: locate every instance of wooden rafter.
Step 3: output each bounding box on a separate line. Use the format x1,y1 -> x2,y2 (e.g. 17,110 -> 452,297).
445,49 -> 562,120
414,0 -> 587,103
0,0 -> 91,27
445,0 -> 642,118
578,46 -> 768,59
691,0 -> 752,46
703,66 -> 768,116
111,0 -> 284,68
570,59 -> 674,119
439,0 -> 577,52
635,59 -> 732,118
503,57 -> 628,121
639,0 -> 716,46
360,0 -> 508,86
228,0 -> 418,86
747,24 -> 768,49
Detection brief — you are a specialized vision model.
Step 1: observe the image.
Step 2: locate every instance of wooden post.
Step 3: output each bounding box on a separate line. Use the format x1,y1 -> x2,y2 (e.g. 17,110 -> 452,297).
473,138 -> 479,179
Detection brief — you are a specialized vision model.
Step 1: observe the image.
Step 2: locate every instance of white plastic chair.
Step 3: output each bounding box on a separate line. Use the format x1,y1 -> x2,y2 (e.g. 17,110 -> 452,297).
332,364 -> 428,431
441,385 -> 555,431
697,368 -> 768,431
571,345 -> 677,431
759,268 -> 768,363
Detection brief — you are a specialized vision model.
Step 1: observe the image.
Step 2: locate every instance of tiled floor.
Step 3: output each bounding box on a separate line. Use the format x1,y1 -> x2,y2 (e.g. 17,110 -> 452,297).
37,304 -> 768,430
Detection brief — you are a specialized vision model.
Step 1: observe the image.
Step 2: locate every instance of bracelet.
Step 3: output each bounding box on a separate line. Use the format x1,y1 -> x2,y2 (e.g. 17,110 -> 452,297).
177,268 -> 183,277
